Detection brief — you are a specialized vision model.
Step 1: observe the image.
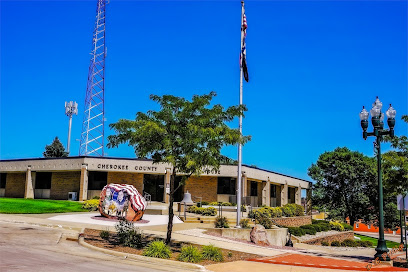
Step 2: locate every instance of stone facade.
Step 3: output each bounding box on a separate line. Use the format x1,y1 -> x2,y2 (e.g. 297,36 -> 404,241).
5,173 -> 25,198
108,172 -> 144,193
272,215 -> 312,227
50,171 -> 81,200
184,176 -> 217,202
303,231 -> 355,245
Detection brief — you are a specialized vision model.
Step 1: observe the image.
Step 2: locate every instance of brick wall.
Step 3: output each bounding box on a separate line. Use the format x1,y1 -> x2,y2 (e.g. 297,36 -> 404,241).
272,215 -> 312,227
303,231 -> 355,245
107,172 -> 144,193
5,173 -> 25,198
184,176 -> 217,202
50,171 -> 81,200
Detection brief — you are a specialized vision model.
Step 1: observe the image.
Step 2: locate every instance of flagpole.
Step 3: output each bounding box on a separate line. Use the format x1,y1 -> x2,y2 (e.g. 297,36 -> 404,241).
236,0 -> 245,228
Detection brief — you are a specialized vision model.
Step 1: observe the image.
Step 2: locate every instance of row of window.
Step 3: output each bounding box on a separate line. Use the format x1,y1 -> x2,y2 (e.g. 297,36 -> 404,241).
0,172 -> 293,199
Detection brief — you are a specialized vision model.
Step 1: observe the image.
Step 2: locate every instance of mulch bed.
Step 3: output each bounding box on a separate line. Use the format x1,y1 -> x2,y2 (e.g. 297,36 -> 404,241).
83,228 -> 262,266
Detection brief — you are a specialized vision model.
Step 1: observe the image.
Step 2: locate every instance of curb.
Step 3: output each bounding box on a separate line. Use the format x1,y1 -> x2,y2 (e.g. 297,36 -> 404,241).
78,233 -> 207,272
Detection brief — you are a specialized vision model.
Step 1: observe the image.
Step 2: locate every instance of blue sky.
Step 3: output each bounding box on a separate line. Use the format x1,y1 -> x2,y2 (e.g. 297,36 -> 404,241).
1,0 -> 407,181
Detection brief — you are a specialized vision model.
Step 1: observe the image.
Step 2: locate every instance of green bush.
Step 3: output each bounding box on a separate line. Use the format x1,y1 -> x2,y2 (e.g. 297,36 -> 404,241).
288,227 -> 306,237
355,240 -> 373,247
82,199 -> 99,211
329,221 -> 344,231
321,241 -> 329,246
188,206 -> 217,216
341,223 -> 353,231
115,219 -> 143,248
214,216 -> 229,228
143,240 -> 172,259
273,207 -> 283,217
247,210 -> 255,219
241,204 -> 247,212
202,207 -> 217,216
316,222 -> 330,232
178,245 -> 202,263
239,218 -> 251,229
341,239 -> 357,247
255,215 -> 274,229
201,245 -> 223,262
209,202 -> 219,206
92,196 -> 100,200
282,204 -> 295,217
201,201 -> 209,205
312,224 -> 322,232
299,225 -> 317,235
99,229 -> 110,240
330,241 -> 341,247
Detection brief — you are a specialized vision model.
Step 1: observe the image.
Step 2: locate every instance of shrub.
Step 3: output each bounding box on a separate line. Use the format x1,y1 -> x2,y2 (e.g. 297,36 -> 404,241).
341,239 -> 357,247
299,225 -> 317,235
239,218 -> 251,229
227,252 -> 233,258
99,229 -> 110,240
214,216 -> 229,228
201,201 -> 209,205
316,222 -> 330,232
312,224 -> 322,232
209,202 -> 219,206
247,210 -> 255,219
241,204 -> 247,212
143,240 -> 172,259
201,245 -> 223,262
330,241 -> 341,247
255,215 -> 274,229
342,223 -> 353,231
115,219 -> 143,248
82,199 -> 99,211
178,245 -> 202,263
202,207 -> 217,216
273,207 -> 283,217
288,227 -> 306,237
321,241 -> 329,246
355,240 -> 373,247
282,204 -> 295,217
92,196 -> 100,200
330,221 -> 344,231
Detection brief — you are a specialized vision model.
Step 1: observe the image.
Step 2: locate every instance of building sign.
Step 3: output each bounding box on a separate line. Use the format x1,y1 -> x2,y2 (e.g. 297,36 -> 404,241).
97,164 -> 159,172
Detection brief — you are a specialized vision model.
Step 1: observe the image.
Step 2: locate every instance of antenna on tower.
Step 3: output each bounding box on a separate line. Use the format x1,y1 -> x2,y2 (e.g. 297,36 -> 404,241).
79,0 -> 107,157
65,101 -> 78,155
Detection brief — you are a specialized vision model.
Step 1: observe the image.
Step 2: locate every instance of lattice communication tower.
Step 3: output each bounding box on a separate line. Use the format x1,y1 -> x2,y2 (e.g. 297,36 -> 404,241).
79,0 -> 107,156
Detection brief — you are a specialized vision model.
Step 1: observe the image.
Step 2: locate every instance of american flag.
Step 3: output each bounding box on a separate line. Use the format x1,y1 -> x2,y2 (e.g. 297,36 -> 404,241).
241,7 -> 249,82
101,183 -> 147,211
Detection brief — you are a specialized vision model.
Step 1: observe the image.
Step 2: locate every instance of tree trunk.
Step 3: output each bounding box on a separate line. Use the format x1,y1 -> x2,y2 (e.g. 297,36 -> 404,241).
165,167 -> 176,245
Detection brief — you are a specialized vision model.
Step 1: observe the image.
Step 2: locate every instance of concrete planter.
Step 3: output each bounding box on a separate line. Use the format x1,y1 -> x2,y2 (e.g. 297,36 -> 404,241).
208,227 -> 288,247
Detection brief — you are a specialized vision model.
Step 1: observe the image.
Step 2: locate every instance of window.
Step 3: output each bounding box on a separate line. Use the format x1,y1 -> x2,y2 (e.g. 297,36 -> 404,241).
356,223 -> 359,228
367,224 -> 371,229
250,181 -> 258,196
0,173 -> 6,189
88,171 -> 107,190
36,172 -> 52,189
270,184 -> 276,198
217,177 -> 236,195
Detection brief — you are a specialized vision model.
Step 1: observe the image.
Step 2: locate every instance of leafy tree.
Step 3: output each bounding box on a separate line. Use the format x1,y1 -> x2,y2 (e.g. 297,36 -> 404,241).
382,114 -> 408,230
43,137 -> 68,158
107,92 -> 250,244
308,147 -> 377,226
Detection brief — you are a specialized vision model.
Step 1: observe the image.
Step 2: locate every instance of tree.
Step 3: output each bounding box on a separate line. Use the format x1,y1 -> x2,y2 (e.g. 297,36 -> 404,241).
107,92 -> 250,244
43,137 -> 68,158
308,147 -> 377,226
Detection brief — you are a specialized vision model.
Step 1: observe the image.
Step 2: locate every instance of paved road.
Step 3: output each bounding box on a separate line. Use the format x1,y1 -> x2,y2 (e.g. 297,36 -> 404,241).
0,221 -> 176,272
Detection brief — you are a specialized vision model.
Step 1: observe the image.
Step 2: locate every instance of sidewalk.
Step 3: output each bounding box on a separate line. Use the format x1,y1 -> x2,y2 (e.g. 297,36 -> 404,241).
1,213 -> 407,272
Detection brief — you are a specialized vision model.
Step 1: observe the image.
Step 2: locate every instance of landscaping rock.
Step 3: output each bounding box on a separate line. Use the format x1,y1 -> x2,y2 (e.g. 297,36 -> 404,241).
250,224 -> 270,246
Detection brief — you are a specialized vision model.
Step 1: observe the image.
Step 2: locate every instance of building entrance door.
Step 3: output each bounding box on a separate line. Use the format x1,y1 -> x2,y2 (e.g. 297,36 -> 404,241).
143,174 -> 164,202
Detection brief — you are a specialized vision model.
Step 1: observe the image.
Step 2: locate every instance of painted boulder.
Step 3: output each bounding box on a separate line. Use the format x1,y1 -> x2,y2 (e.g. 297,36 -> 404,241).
99,184 -> 147,221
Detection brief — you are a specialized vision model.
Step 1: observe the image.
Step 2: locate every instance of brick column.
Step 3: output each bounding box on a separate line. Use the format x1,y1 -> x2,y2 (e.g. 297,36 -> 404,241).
24,166 -> 34,199
281,182 -> 288,206
262,180 -> 271,206
295,184 -> 302,205
79,164 -> 88,201
164,167 -> 171,204
306,187 -> 312,215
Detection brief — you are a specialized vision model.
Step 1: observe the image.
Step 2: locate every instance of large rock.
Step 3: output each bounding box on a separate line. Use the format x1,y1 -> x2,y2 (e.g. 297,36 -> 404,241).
250,224 -> 270,246
99,184 -> 147,221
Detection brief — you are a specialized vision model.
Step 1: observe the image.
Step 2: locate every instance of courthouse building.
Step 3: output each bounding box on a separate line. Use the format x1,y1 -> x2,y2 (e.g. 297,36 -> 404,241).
0,157 -> 312,208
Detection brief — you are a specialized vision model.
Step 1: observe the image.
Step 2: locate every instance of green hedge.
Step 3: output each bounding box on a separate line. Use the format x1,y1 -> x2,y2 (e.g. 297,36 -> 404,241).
187,206 -> 217,216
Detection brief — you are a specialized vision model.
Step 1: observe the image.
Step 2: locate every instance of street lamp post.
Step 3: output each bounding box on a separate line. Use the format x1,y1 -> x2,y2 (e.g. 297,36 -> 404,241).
359,97 -> 396,261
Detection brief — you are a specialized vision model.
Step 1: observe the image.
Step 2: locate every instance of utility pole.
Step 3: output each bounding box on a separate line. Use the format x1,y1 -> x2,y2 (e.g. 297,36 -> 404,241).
65,101 -> 78,155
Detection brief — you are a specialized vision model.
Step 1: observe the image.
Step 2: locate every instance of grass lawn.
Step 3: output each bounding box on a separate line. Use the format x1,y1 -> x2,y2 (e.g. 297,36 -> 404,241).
0,198 -> 88,214
355,234 -> 401,249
